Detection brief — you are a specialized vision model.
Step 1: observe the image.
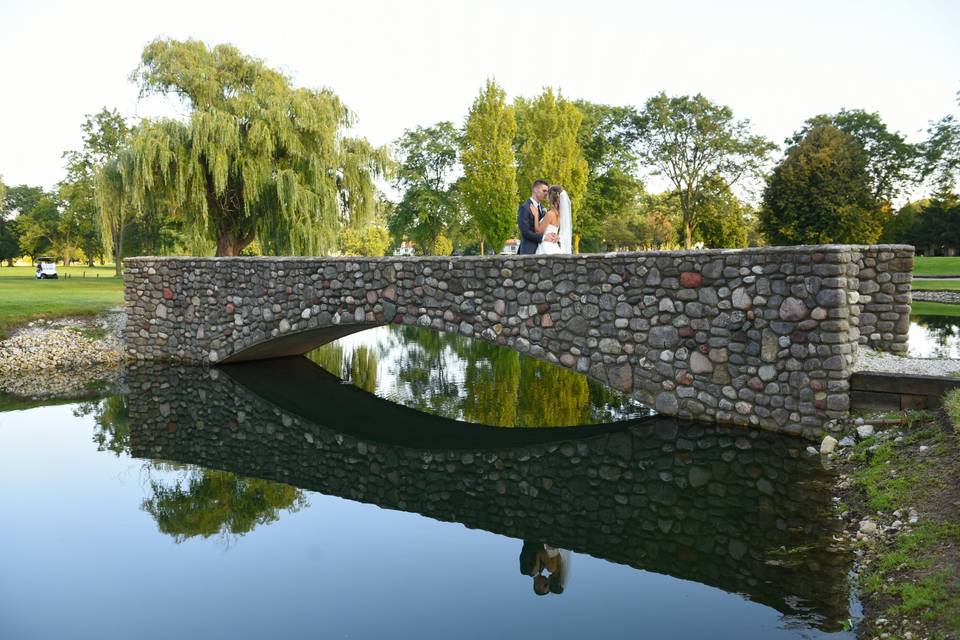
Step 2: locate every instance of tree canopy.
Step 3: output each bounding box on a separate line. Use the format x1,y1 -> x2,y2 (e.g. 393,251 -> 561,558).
515,89 -> 589,249
636,92 -> 774,248
460,80 -> 518,254
788,109 -> 918,202
100,38 -> 387,257
575,101 -> 644,252
759,123 -> 883,244
924,91 -> 960,191
62,108 -> 130,270
388,121 -> 462,253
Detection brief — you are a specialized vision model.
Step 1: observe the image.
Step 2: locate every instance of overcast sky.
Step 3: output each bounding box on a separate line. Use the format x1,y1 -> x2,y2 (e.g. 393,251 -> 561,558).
1,0 -> 958,197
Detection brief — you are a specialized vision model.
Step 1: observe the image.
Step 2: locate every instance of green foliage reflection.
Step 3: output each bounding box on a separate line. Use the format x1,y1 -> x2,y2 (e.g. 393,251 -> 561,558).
74,395 -> 130,456
307,325 -> 648,427
142,469 -> 306,543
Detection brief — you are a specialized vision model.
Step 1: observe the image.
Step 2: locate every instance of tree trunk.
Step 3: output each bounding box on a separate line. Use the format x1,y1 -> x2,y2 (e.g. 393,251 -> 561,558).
684,223 -> 693,249
480,240 -> 485,256
573,234 -> 581,254
114,227 -> 124,277
216,230 -> 252,257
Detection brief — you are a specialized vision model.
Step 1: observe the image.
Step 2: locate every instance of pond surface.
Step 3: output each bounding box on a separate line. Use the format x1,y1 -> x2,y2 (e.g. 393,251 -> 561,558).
0,327 -> 857,639
909,315 -> 960,358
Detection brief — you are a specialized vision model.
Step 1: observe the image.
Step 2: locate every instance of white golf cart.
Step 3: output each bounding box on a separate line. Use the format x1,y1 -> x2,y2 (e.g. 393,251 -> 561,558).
35,257 -> 58,279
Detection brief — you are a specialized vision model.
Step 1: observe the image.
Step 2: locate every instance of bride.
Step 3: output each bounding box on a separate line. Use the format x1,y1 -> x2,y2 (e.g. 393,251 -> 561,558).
535,185 -> 573,255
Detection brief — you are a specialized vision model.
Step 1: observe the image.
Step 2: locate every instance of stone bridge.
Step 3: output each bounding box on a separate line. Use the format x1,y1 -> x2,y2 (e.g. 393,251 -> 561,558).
124,245 -> 913,439
126,361 -> 853,631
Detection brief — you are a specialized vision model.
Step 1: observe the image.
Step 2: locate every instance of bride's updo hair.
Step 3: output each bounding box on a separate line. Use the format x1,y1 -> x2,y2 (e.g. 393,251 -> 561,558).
547,185 -> 564,211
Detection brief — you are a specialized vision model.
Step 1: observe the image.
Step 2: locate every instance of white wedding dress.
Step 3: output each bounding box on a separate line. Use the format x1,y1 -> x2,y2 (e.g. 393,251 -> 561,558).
537,223 -> 563,254
536,190 -> 573,255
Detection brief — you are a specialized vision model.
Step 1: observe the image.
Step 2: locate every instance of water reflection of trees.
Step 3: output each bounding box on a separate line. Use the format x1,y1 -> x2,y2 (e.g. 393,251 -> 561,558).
912,314 -> 960,340
77,395 -> 306,543
75,395 -> 130,456
911,314 -> 960,357
307,325 -> 650,427
141,468 -> 306,543
306,343 -> 378,393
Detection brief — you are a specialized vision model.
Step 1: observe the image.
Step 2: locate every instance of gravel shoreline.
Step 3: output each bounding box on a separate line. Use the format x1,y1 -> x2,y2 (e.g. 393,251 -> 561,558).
855,346 -> 960,376
912,290 -> 960,304
0,310 -> 127,399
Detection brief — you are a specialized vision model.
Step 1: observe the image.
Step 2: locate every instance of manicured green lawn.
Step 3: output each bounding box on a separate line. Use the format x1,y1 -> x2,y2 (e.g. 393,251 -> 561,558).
913,279 -> 960,291
913,256 -> 960,277
0,265 -> 123,338
0,264 -> 120,279
911,301 -> 960,317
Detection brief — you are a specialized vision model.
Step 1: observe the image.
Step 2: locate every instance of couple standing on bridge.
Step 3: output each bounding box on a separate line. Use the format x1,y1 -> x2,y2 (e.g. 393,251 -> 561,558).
517,180 -> 573,255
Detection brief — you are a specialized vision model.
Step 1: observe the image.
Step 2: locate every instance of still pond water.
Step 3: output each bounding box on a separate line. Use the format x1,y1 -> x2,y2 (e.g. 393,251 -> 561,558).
0,325 -> 862,639
909,313 -> 960,358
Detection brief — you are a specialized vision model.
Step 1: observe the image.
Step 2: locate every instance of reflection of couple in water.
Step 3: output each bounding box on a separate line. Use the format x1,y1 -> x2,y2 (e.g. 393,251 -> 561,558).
519,541 -> 571,596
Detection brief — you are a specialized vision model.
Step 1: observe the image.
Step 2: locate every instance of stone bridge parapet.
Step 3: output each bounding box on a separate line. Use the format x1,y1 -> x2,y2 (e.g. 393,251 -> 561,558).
124,245 -> 913,439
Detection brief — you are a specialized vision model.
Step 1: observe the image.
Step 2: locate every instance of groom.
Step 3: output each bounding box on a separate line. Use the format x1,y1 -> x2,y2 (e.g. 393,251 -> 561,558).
517,179 -> 558,254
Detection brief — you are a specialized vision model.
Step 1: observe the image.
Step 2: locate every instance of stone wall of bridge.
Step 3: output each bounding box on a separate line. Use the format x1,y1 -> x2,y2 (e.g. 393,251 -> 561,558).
124,245 -> 913,438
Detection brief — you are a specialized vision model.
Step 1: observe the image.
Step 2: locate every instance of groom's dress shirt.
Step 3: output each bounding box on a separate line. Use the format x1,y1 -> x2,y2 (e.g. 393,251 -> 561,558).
529,197 -> 541,217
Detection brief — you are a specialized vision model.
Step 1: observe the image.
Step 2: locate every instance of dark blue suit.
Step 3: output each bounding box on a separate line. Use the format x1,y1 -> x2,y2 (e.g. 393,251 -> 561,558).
517,199 -> 543,255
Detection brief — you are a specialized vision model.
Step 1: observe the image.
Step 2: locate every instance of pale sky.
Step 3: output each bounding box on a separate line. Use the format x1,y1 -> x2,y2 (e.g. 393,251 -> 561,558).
1,0 -> 958,198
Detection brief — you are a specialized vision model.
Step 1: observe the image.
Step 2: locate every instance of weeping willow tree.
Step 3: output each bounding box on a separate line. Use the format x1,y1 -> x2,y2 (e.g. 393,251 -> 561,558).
98,39 -> 389,257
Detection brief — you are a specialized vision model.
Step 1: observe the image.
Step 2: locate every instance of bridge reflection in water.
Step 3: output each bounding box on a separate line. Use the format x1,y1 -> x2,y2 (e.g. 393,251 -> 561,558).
126,358 -> 853,632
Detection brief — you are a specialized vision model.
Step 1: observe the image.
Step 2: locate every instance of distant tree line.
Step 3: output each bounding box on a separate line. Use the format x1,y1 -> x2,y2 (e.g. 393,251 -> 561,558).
1,39 -> 958,269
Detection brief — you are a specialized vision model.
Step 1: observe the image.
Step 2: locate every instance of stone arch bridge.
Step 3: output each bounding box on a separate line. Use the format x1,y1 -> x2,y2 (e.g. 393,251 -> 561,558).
124,245 -> 913,439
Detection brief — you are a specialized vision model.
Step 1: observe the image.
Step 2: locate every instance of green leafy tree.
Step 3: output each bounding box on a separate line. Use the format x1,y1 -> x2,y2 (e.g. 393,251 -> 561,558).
691,177 -> 749,248
636,92 -> 774,248
388,122 -> 461,252
0,220 -> 17,265
904,195 -> 960,254
1,185 -> 49,264
923,91 -> 960,190
880,199 -> 929,244
759,123 -> 883,244
515,89 -> 589,250
58,179 -> 102,266
460,80 -> 518,255
0,178 -> 17,265
432,233 -> 453,256
3,184 -> 46,220
15,193 -> 61,261
63,109 -> 130,272
100,38 -> 387,257
633,192 -> 681,250
789,109 -> 919,202
575,101 -> 643,251
341,222 -> 390,256
600,210 -> 643,250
